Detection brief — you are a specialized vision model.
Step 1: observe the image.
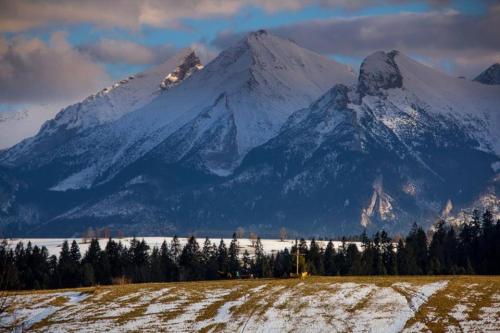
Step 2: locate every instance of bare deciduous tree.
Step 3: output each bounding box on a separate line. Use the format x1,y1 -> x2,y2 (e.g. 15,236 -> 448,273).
101,226 -> 111,239
83,227 -> 96,243
279,227 -> 287,242
235,227 -> 245,239
116,229 -> 125,239
249,232 -> 257,248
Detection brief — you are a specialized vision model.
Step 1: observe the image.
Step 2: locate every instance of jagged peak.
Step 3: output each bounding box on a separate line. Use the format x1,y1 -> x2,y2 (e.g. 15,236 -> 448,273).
357,50 -> 403,97
311,84 -> 350,111
160,50 -> 203,90
474,63 -> 500,85
244,30 -> 287,49
248,29 -> 269,38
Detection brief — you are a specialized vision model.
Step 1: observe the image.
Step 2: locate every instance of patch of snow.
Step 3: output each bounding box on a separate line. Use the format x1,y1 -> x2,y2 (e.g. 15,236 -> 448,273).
8,237 -> 364,257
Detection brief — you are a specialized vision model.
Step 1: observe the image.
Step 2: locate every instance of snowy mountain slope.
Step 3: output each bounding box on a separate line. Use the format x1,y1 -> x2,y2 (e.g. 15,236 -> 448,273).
82,30 -> 356,183
474,63 -> 500,85
48,48 -> 202,131
0,107 -> 59,150
104,50 -> 497,235
1,31 -> 355,192
0,48 -> 200,165
1,42 -> 498,237
215,50 -> 500,231
390,53 -> 500,154
28,50 -> 498,237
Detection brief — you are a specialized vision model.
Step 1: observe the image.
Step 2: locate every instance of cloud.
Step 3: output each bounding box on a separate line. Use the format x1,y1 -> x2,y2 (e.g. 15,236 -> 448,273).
189,42 -> 219,65
78,38 -> 218,68
79,39 -> 178,65
212,4 -> 500,77
0,0 -> 455,33
0,32 -> 111,104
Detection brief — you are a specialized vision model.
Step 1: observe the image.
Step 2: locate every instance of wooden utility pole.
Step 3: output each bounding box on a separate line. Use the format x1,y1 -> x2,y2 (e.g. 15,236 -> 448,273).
296,238 -> 299,275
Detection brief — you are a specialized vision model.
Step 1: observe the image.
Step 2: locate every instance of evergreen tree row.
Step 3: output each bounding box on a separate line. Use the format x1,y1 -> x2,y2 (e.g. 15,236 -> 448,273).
1,210 -> 499,290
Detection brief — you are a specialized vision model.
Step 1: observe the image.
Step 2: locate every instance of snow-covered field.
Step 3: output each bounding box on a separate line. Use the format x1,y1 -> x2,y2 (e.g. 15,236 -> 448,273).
6,237 -> 363,257
1,276 -> 498,332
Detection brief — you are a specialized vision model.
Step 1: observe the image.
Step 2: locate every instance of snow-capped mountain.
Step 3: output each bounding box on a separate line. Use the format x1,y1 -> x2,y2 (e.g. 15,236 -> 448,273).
0,107 -> 59,150
1,48 -> 201,163
474,63 -> 500,85
2,30 -> 355,191
0,34 -> 498,237
216,50 -> 499,233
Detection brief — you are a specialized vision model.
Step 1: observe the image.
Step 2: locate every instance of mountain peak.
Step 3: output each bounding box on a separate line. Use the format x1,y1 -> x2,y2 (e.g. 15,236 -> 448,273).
474,63 -> 500,85
358,50 -> 403,97
160,50 -> 203,90
249,29 -> 269,37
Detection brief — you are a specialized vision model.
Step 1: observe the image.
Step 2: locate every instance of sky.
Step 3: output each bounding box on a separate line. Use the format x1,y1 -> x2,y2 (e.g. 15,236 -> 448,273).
0,0 -> 499,115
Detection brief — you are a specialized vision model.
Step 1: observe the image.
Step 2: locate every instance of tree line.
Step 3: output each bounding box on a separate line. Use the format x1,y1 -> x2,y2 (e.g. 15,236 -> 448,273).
0,210 -> 499,290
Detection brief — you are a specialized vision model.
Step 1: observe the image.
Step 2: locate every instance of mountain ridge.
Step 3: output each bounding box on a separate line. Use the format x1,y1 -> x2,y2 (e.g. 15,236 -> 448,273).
0,34 -> 498,237
474,63 -> 500,85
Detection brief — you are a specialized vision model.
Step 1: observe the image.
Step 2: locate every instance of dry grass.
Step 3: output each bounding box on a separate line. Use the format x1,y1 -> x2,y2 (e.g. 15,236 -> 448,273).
4,276 -> 499,332
404,276 -> 500,331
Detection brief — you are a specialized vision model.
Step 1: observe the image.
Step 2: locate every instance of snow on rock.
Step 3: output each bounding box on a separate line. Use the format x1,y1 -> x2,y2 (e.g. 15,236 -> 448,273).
360,176 -> 395,227
160,51 -> 203,90
8,237 -> 364,257
358,50 -> 402,97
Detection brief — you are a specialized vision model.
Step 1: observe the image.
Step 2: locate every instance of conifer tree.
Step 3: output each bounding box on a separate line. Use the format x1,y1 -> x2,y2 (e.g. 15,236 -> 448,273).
58,240 -> 81,287
179,236 -> 203,280
429,220 -> 447,274
242,250 -> 252,275
160,240 -> 177,281
128,238 -> 150,283
200,238 -> 218,280
307,238 -> 322,275
323,240 -> 336,276
105,239 -> 124,280
228,233 -> 240,277
335,237 -> 348,275
149,247 -> 164,282
396,238 -> 410,275
170,236 -> 182,263
217,239 -> 228,278
405,223 -> 428,274
346,244 -> 362,275
57,240 -> 72,287
360,231 -> 374,275
479,210 -> 495,274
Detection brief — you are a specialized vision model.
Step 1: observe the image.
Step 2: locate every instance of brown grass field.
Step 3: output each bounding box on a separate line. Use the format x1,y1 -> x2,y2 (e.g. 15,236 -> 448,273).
1,275 -> 499,332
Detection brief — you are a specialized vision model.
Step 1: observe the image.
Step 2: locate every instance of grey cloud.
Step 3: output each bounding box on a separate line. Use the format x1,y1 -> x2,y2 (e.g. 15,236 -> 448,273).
0,32 -> 111,104
78,38 -> 218,66
212,4 -> 500,77
0,0 -> 457,33
79,39 -> 178,65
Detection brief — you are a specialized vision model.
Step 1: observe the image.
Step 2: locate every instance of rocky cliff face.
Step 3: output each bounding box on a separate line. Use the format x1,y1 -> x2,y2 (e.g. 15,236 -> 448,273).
160,51 -> 204,90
